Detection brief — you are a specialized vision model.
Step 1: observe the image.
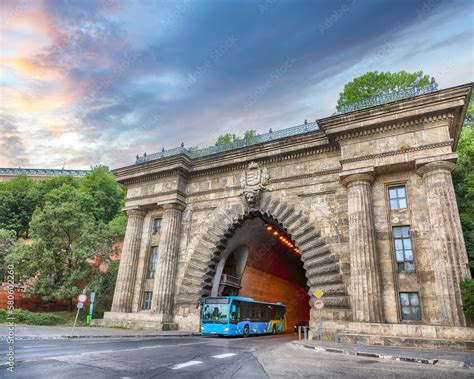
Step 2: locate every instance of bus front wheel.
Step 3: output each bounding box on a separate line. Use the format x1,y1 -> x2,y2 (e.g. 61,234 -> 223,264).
243,324 -> 249,337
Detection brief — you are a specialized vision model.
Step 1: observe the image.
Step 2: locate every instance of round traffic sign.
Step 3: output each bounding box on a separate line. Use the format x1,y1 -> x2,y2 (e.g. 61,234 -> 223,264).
314,299 -> 325,310
77,294 -> 88,303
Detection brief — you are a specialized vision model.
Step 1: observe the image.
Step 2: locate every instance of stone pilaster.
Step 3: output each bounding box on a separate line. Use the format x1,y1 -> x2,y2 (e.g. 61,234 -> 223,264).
152,203 -> 185,319
417,160 -> 471,326
111,208 -> 146,313
342,172 -> 384,323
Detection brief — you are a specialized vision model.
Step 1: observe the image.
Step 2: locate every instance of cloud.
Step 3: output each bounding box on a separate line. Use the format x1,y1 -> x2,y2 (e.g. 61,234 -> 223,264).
0,0 -> 472,169
0,114 -> 28,167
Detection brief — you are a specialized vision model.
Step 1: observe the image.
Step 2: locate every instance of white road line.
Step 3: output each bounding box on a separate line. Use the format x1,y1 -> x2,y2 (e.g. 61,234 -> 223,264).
212,353 -> 237,359
22,345 -> 60,349
171,360 -> 203,369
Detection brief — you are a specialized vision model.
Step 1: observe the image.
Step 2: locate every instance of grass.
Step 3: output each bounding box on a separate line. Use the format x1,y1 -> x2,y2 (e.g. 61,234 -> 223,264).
0,309 -> 97,326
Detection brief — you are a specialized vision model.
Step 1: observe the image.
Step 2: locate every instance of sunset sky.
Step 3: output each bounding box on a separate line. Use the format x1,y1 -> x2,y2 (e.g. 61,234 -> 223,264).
1,0 -> 473,170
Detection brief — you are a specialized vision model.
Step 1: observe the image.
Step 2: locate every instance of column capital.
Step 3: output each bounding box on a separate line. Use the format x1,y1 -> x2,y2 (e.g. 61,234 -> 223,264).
415,152 -> 457,177
158,200 -> 186,212
416,160 -> 456,177
123,207 -> 146,217
340,167 -> 375,187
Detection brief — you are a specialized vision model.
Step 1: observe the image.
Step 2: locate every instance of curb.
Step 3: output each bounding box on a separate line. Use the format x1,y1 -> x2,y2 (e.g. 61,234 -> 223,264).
294,341 -> 472,369
1,333 -> 201,341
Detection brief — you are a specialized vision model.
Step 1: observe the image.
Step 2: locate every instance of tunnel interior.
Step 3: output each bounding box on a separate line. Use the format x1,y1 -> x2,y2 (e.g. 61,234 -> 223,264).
212,214 -> 310,331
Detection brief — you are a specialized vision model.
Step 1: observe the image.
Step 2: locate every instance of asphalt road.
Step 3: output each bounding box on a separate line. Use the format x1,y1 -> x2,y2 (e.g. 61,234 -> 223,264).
1,334 -> 471,378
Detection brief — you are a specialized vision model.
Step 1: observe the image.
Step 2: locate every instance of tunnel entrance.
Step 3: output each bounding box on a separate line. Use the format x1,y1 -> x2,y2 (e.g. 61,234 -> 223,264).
209,213 -> 310,332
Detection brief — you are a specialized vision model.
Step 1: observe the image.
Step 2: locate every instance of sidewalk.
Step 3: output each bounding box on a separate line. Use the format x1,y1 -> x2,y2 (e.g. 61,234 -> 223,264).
0,324 -> 199,340
292,339 -> 474,369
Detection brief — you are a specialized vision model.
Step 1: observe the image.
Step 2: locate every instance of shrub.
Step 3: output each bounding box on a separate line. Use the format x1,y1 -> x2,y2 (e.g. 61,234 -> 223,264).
0,309 -> 66,325
461,279 -> 474,318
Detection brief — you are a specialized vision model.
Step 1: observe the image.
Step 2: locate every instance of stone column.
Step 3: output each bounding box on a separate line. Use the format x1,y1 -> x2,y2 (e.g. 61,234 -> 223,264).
417,160 -> 471,326
152,203 -> 185,319
111,208 -> 146,313
342,172 -> 384,323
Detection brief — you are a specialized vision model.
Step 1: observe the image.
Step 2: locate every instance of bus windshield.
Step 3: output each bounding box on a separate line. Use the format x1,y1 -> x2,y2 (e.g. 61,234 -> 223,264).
202,303 -> 229,324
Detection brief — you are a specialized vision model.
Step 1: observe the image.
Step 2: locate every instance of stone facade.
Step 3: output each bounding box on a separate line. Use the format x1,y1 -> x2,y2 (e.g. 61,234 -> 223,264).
99,84 -> 472,340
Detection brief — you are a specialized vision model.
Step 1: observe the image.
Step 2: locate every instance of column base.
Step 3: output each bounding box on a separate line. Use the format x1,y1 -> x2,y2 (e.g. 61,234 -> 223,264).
92,311 -> 177,331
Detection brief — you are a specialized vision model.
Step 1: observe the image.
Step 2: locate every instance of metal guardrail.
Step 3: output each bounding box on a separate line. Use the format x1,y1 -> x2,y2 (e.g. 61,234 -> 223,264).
220,274 -> 241,288
135,83 -> 438,165
336,82 -> 438,114
135,121 -> 320,164
0,168 -> 89,177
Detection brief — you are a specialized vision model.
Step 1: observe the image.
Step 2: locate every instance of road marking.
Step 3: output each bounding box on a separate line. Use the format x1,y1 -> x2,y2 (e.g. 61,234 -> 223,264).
22,345 -> 60,349
171,360 -> 203,369
13,340 -> 213,365
212,353 -> 237,359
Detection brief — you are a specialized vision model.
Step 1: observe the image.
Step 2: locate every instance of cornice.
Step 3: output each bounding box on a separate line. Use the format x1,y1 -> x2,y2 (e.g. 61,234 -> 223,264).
119,167 -> 188,186
126,189 -> 186,202
334,113 -> 453,142
339,140 -> 453,164
112,83 -> 471,188
119,143 -> 340,185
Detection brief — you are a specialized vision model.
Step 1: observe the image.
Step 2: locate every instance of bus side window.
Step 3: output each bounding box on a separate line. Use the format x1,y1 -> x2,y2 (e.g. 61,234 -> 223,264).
230,301 -> 241,323
241,302 -> 249,320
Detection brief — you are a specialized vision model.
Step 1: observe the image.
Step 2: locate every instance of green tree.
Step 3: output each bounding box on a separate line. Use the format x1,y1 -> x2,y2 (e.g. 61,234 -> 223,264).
88,260 -> 120,315
0,229 -> 16,281
0,175 -> 39,237
336,71 -> 437,112
6,185 -> 112,309
216,130 -> 259,146
453,98 -> 474,269
79,166 -> 125,222
216,133 -> 241,145
36,175 -> 79,207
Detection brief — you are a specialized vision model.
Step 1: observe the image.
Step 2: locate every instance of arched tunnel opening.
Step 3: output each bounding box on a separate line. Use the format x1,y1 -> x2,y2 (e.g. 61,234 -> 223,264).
209,213 -> 310,332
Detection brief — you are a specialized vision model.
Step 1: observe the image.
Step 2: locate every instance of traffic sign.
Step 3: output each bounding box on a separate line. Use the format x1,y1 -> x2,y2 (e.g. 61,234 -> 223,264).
314,289 -> 325,299
76,302 -> 84,309
77,294 -> 87,303
314,299 -> 325,310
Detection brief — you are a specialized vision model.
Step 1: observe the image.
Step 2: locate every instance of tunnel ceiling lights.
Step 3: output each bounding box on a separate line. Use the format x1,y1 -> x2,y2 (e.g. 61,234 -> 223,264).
265,224 -> 300,254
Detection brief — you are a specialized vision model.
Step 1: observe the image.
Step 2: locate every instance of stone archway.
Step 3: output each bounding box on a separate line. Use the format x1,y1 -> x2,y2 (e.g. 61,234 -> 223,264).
175,193 -> 349,314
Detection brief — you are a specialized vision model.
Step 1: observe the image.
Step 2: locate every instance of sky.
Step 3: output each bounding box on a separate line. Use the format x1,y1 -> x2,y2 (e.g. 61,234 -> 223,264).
0,0 -> 473,170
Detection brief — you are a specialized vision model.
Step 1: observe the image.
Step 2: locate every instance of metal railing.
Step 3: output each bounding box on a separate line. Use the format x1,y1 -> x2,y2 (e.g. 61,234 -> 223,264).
220,274 -> 241,288
135,83 -> 439,165
0,168 -> 89,177
135,121 -> 320,164
336,82 -> 438,114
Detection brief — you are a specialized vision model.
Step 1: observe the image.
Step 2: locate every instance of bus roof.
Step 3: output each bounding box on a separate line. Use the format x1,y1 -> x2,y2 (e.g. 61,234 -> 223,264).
205,296 -> 286,307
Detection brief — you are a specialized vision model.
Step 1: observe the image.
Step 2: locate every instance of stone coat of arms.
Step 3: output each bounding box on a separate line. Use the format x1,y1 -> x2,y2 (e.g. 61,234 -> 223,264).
240,162 -> 270,209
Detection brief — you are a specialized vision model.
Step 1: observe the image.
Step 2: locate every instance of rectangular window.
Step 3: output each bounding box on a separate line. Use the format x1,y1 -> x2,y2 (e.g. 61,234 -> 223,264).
388,185 -> 407,210
399,292 -> 421,321
146,246 -> 158,279
142,291 -> 153,310
392,226 -> 415,273
152,218 -> 162,235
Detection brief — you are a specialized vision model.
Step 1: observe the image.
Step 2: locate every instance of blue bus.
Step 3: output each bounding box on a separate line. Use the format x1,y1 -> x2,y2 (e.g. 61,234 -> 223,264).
200,296 -> 286,337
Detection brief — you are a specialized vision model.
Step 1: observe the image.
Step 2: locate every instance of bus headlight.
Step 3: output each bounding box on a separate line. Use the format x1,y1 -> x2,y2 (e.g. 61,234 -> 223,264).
224,327 -> 229,332
201,326 -> 205,331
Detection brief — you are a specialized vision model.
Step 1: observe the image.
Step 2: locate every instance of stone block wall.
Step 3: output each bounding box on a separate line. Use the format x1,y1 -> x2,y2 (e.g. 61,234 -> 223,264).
104,84 -> 472,336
